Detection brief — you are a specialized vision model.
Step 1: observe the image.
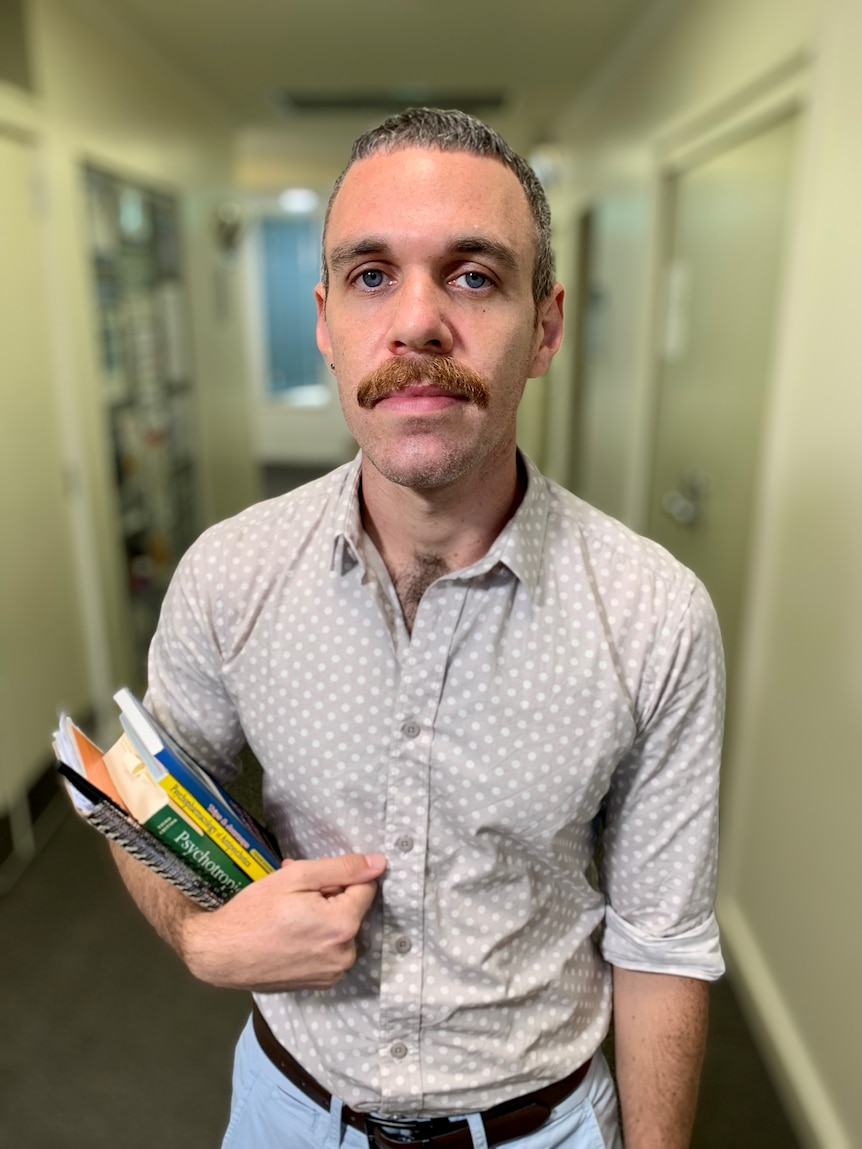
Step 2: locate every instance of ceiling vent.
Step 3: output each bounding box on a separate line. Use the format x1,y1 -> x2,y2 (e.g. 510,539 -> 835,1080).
271,88 -> 506,116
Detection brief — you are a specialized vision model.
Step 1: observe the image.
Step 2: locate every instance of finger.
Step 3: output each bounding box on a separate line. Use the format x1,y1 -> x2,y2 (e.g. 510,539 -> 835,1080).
337,878 -> 380,919
279,858 -> 339,895
279,857 -> 346,895
284,853 -> 387,893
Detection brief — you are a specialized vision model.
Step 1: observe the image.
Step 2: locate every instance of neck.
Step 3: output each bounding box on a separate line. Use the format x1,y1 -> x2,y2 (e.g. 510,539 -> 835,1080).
360,450 -> 526,630
361,451 -> 524,569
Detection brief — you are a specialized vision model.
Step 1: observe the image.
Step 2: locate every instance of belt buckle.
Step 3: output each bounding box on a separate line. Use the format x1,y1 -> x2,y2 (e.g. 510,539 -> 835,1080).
365,1115 -> 420,1146
366,1112 -> 469,1148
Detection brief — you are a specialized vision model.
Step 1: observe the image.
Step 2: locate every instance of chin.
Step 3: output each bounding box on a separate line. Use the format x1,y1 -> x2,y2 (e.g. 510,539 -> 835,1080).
366,444 -> 480,490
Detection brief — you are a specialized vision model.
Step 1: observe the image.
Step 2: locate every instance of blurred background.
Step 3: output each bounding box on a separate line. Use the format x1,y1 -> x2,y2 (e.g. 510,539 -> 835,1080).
0,0 -> 859,1145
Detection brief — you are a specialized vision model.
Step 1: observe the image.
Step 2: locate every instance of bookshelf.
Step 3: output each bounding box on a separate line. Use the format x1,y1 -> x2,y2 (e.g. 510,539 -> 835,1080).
84,166 -> 199,680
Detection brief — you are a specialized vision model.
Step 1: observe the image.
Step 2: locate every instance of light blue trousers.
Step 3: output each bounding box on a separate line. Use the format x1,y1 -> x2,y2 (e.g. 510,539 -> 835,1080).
222,1016 -> 623,1149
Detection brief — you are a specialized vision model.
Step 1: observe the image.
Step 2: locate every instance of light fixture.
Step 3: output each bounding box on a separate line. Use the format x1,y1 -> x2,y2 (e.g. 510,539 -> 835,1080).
278,188 -> 320,215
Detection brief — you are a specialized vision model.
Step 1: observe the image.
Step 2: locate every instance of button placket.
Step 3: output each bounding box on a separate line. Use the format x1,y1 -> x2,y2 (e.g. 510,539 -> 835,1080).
377,587 -> 468,1108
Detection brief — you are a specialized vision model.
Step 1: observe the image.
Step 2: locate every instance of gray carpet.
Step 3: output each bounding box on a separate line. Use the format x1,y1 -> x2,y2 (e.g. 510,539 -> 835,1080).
0,810 -> 801,1148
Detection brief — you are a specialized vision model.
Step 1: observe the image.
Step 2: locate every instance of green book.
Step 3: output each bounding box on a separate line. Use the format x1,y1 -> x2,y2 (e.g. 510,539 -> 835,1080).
143,806 -> 252,898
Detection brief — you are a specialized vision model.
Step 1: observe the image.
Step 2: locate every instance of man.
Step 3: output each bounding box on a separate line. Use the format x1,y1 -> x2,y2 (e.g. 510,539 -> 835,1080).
113,108 -> 725,1149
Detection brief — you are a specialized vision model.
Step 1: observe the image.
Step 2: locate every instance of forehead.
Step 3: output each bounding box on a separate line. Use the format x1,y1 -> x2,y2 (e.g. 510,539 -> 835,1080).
325,147 -> 536,263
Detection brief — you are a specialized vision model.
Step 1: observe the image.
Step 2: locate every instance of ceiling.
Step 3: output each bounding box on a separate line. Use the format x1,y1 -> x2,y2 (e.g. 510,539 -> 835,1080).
100,0 -> 653,137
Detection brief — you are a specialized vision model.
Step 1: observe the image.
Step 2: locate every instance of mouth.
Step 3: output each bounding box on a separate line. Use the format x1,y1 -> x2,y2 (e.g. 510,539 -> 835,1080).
372,383 -> 469,412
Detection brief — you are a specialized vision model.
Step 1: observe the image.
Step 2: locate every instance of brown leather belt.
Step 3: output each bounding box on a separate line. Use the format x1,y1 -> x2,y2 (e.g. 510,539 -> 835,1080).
252,1003 -> 591,1149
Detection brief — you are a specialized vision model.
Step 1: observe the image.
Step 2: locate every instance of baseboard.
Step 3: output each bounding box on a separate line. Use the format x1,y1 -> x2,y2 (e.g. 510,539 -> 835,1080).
718,894 -> 853,1149
0,807 -> 13,869
0,762 -> 68,896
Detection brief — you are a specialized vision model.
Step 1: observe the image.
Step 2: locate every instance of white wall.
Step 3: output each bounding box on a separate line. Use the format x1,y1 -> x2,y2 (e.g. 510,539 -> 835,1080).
0,131 -> 91,823
546,0 -> 859,1144
0,0 -> 256,759
718,2 -> 862,1142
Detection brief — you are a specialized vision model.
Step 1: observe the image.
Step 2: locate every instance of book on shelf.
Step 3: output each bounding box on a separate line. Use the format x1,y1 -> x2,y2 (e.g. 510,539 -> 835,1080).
52,691 -> 281,910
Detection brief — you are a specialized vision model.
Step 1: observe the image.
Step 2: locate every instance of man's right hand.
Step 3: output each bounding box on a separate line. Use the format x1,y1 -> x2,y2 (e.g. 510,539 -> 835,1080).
179,852 -> 387,992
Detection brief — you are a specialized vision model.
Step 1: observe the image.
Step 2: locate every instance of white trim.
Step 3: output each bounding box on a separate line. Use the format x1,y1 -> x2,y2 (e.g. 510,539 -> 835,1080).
719,895 -> 853,1149
36,139 -> 116,742
653,51 -> 813,171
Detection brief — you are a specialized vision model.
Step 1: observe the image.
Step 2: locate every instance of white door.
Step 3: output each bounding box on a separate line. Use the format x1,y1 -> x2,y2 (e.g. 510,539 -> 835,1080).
0,132 -> 90,809
647,114 -> 800,702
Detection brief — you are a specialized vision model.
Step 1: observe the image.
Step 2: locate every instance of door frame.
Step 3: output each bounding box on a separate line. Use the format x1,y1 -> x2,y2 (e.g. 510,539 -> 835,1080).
630,53 -> 813,535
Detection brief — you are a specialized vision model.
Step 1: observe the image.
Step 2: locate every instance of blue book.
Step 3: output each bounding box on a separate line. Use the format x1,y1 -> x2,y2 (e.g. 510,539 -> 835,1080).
114,688 -> 281,876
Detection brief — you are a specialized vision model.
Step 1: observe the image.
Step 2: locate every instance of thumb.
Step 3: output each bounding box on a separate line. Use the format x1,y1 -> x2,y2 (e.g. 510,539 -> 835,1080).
285,852 -> 387,892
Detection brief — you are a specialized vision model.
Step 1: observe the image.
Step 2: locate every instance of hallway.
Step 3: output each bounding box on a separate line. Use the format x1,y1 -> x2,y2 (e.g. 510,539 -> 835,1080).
2,2 -> 861,1144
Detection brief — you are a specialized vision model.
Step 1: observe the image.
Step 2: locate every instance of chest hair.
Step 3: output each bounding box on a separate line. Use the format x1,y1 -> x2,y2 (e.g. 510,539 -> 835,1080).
392,554 -> 449,633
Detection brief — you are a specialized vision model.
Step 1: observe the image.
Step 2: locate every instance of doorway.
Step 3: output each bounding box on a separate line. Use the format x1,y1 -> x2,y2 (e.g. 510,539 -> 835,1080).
646,112 -> 800,715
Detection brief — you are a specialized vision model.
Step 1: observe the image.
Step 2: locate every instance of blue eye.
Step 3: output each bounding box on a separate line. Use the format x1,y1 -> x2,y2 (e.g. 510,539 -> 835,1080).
461,271 -> 488,289
361,269 -> 385,288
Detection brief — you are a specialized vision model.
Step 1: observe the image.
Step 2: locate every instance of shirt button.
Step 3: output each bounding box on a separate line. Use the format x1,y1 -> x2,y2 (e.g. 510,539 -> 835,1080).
394,935 -> 412,954
395,834 -> 414,853
390,1042 -> 408,1060
401,721 -> 421,739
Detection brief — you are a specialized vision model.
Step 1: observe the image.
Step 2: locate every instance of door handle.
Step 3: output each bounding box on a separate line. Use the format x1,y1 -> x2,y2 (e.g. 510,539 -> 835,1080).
661,470 -> 710,527
662,488 -> 699,525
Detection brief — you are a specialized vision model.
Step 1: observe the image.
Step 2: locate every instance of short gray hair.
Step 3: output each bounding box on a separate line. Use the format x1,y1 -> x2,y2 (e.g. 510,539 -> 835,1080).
321,107 -> 555,306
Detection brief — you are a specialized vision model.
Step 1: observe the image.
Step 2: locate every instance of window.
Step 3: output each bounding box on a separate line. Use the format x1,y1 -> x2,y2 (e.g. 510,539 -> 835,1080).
258,213 -> 323,399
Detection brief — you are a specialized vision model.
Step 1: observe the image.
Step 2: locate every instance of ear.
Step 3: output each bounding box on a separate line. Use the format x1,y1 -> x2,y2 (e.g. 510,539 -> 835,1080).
314,282 -> 332,362
527,284 -> 565,379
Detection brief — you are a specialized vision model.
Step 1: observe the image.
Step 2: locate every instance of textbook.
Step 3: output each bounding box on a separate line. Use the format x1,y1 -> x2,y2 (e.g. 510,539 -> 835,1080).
113,689 -> 280,876
53,692 -> 281,908
56,755 -> 225,910
101,732 -> 252,898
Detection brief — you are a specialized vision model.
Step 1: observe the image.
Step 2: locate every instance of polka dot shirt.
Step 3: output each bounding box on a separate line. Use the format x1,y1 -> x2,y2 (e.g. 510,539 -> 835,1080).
146,453 -> 725,1117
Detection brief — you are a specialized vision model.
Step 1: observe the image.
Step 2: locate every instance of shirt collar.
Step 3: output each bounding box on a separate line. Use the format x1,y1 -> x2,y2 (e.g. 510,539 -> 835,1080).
330,454 -> 365,576
329,451 -> 550,598
483,452 -> 549,598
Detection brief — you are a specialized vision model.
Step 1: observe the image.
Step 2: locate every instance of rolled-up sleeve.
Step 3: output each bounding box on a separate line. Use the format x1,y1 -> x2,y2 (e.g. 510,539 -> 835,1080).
599,578 -> 726,981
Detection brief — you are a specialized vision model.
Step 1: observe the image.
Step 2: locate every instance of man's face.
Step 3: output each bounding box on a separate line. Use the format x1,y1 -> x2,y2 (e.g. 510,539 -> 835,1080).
316,147 -> 564,492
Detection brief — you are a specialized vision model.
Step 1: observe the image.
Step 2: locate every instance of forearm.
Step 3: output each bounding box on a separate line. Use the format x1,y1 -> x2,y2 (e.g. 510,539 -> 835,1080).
612,966 -> 709,1149
109,841 -> 203,960
109,844 -> 265,987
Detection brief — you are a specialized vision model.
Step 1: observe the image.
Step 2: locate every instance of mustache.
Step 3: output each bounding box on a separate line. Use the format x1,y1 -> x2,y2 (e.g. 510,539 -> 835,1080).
355,357 -> 491,410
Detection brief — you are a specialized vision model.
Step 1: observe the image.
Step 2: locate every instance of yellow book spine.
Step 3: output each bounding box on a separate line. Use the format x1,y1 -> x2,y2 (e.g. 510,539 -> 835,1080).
158,777 -> 274,881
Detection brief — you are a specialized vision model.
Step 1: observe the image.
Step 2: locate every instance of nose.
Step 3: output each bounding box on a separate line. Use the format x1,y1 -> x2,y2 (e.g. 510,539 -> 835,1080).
386,274 -> 454,356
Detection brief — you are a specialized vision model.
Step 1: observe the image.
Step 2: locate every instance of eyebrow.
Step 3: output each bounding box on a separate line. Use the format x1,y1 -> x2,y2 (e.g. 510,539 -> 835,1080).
327,238 -> 391,275
449,235 -> 519,273
326,234 -> 520,276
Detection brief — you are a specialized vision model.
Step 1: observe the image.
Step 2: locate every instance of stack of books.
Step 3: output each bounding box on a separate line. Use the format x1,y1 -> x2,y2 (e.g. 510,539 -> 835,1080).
53,689 -> 280,909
